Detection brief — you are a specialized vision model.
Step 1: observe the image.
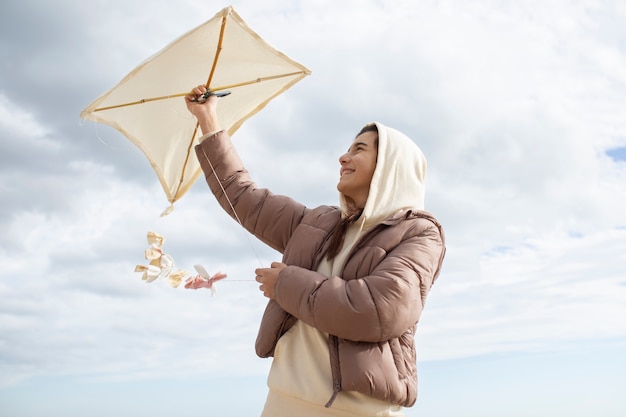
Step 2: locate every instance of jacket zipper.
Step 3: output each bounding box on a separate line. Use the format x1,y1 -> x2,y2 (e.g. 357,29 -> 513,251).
325,335 -> 341,407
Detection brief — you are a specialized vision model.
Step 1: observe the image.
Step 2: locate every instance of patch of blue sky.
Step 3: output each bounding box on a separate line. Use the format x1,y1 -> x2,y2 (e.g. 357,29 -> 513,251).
606,146 -> 626,162
568,230 -> 585,238
481,242 -> 537,257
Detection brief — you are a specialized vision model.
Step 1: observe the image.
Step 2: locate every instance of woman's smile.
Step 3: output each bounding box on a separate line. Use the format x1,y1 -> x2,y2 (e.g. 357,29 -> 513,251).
337,131 -> 378,209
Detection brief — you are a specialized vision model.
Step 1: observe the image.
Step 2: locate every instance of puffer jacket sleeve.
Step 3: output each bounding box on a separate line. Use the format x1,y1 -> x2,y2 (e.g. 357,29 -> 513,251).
194,131 -> 307,253
274,217 -> 445,342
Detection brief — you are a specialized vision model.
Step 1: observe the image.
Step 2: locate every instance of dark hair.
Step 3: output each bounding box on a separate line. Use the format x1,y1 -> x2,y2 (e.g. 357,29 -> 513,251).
357,123 -> 378,137
325,124 -> 379,260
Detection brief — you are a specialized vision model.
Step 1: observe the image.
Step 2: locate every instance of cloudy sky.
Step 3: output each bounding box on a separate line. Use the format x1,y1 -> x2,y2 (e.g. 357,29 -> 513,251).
1,0 -> 625,416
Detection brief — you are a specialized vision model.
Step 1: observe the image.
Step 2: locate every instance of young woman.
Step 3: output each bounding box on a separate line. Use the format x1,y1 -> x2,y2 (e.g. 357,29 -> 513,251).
186,86 -> 446,417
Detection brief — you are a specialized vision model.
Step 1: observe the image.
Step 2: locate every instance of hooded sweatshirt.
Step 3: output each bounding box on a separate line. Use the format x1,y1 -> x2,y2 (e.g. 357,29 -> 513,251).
342,121 -> 427,226
261,122 -> 429,417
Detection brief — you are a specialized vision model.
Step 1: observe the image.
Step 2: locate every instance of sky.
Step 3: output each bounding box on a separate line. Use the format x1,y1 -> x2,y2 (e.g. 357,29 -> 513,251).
1,0 -> 625,416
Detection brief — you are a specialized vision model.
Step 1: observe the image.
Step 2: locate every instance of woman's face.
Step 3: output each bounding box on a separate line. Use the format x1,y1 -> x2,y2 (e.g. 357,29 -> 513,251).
337,131 -> 378,209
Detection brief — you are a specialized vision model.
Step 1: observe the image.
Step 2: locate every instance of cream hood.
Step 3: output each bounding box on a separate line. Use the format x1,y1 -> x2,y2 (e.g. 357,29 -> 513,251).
340,122 -> 427,229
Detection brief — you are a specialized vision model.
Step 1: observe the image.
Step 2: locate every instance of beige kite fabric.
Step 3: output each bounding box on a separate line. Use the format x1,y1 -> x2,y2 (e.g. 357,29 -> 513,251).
80,6 -> 311,214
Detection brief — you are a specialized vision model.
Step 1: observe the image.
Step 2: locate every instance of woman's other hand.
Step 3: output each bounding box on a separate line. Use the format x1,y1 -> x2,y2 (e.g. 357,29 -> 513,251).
255,262 -> 287,299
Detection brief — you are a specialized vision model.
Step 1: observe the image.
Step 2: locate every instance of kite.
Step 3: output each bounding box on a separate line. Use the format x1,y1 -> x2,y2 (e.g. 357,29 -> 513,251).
80,5 -> 311,215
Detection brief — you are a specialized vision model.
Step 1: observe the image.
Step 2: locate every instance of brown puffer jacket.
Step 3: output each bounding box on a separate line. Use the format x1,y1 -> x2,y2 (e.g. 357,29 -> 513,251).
195,131 -> 446,407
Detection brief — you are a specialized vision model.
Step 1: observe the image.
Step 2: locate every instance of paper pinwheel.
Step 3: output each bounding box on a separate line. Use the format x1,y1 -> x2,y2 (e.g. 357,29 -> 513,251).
184,265 -> 228,297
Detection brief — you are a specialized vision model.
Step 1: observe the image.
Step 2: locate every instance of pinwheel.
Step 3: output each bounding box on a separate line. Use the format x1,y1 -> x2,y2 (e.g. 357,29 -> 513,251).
184,265 -> 228,297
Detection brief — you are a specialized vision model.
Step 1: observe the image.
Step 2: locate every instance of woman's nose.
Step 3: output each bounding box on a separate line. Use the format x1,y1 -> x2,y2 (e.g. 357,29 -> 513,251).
339,152 -> 350,164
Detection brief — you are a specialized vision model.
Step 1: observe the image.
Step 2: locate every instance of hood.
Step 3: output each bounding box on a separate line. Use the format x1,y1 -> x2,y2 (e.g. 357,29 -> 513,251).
340,122 -> 427,230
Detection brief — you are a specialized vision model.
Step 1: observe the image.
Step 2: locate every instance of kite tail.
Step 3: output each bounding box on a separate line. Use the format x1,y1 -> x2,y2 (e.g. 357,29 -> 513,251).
161,203 -> 175,217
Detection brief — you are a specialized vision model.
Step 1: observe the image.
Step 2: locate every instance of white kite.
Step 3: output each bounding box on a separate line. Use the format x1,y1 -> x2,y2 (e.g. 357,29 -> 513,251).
81,6 -> 311,215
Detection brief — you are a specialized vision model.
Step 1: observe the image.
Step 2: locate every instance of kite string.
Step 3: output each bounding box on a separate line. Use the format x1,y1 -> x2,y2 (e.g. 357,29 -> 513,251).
200,145 -> 266,269
79,118 -> 114,148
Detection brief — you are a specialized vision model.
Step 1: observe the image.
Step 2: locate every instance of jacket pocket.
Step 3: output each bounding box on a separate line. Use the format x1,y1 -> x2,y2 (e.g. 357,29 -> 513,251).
389,337 -> 408,378
255,302 -> 296,357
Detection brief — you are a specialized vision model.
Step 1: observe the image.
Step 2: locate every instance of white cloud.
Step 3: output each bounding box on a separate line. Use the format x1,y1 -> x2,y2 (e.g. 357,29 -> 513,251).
418,227 -> 626,360
0,94 -> 52,138
0,164 -> 271,388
